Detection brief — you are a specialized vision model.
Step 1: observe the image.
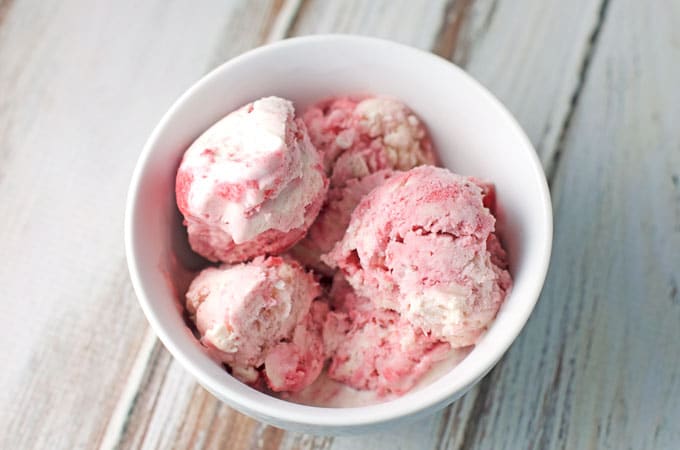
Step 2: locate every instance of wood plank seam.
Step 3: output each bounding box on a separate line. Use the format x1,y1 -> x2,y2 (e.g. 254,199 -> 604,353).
266,0 -> 305,43
446,367 -> 499,450
130,343 -> 176,448
544,0 -> 612,185
0,0 -> 14,28
442,0 -> 500,67
480,0 -> 499,38
433,404 -> 454,448
98,329 -> 160,450
432,0 -> 474,60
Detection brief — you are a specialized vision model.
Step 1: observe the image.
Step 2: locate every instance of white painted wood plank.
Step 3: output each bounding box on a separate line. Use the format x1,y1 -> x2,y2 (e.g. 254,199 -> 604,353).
99,329 -> 159,450
453,0 -> 606,172
0,0 -> 283,448
115,348 -> 287,450
290,0 -> 449,50
484,0 -> 680,447
433,0 -> 680,448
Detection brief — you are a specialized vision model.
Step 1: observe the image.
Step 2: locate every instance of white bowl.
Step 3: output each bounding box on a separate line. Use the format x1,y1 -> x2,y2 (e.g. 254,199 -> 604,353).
125,35 -> 552,434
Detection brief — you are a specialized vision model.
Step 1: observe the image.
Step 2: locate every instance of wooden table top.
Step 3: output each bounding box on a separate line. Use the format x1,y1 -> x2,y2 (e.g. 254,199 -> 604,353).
2,1 -> 678,449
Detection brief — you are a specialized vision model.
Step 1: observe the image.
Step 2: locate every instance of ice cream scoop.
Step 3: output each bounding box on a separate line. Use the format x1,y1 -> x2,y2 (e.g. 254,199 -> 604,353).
176,96 -> 327,263
303,96 -> 435,187
185,256 -> 326,391
325,166 -> 512,347
264,300 -> 328,392
323,274 -> 451,396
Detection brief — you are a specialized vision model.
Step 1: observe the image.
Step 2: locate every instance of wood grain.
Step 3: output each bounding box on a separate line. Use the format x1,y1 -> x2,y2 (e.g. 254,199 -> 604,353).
435,0 -> 680,448
531,1 -> 680,446
0,0 -> 288,449
290,0 -> 449,50
432,0 -> 474,59
2,0 -> 679,449
450,0 -> 608,172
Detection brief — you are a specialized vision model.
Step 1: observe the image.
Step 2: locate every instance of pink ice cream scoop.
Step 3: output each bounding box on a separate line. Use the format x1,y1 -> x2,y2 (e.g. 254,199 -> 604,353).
325,166 -> 512,348
176,96 -> 328,264
264,300 -> 328,392
290,169 -> 395,274
185,256 -> 326,391
303,96 -> 436,187
323,274 -> 451,396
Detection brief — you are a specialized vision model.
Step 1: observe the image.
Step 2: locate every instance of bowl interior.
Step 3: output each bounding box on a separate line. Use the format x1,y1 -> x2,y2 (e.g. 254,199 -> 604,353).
126,35 -> 551,431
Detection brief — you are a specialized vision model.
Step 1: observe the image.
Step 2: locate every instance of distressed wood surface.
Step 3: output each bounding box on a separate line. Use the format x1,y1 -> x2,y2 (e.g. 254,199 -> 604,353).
0,0 -> 292,449
1,0 -> 678,449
